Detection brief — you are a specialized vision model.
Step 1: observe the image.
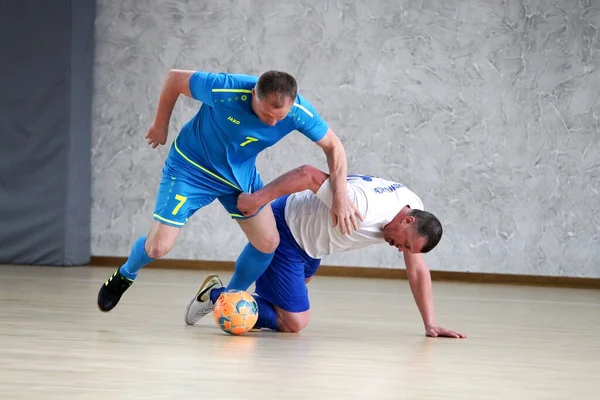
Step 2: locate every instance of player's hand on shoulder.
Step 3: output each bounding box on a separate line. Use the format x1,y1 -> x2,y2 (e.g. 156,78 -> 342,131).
425,323 -> 466,339
331,194 -> 364,235
237,193 -> 261,216
145,123 -> 168,148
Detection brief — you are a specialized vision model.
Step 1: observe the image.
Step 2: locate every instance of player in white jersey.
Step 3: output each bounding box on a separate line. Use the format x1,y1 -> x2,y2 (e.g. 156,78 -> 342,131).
185,165 -> 466,338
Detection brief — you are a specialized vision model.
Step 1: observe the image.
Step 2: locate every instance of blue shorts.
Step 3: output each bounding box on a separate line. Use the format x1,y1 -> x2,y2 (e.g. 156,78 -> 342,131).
152,146 -> 264,227
254,195 -> 321,313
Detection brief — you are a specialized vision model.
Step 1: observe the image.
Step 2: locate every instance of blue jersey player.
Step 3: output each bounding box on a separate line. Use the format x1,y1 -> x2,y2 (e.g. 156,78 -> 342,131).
97,70 -> 362,312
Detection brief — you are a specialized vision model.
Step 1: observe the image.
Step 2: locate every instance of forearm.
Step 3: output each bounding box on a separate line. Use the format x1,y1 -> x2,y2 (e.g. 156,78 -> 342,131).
253,165 -> 326,205
407,265 -> 436,328
324,137 -> 349,201
153,70 -> 185,128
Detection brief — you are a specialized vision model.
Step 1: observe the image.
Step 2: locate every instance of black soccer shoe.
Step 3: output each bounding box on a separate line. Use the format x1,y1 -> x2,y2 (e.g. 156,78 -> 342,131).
97,268 -> 134,312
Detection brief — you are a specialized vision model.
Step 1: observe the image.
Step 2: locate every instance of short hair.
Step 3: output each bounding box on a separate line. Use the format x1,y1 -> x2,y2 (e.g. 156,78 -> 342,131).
409,209 -> 443,253
256,70 -> 298,108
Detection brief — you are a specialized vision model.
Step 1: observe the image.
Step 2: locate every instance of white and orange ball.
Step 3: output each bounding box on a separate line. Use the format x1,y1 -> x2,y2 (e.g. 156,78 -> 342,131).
213,290 -> 259,335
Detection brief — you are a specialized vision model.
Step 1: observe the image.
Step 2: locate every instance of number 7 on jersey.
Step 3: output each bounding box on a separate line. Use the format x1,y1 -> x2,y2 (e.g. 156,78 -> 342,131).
240,136 -> 258,147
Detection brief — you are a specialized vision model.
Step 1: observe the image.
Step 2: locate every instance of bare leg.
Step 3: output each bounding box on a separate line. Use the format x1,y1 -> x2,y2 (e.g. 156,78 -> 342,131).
250,293 -> 311,333
118,220 -> 182,279
97,220 -> 182,312
227,204 -> 280,291
235,203 -> 279,253
275,307 -> 311,333
145,220 -> 182,258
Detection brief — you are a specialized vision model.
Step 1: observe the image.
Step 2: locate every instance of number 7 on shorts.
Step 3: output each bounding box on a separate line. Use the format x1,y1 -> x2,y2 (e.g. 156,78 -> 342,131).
172,194 -> 187,215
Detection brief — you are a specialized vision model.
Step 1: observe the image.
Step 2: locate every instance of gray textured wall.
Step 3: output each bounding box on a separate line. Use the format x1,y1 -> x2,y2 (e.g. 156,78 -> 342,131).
91,0 -> 600,278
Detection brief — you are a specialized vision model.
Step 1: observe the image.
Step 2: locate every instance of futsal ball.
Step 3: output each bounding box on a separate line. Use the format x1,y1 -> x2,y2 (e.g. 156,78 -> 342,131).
213,290 -> 259,335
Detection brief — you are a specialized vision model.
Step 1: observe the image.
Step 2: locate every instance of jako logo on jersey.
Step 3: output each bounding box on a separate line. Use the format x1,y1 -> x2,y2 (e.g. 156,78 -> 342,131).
228,116 -> 240,125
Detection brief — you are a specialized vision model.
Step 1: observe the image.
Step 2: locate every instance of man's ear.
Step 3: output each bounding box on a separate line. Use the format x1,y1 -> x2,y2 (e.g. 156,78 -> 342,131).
404,215 -> 416,225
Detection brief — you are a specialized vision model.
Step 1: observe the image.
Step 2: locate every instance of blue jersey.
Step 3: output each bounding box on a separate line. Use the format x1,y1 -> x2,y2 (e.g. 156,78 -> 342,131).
172,71 -> 329,192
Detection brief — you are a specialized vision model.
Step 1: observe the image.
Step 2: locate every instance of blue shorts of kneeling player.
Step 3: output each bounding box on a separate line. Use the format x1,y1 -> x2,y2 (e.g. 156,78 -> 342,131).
253,195 -> 321,330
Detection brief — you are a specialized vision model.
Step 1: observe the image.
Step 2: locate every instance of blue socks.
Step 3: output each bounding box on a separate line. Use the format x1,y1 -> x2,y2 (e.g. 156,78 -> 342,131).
118,236 -> 154,280
252,295 -> 279,331
226,243 -> 274,291
210,287 -> 225,303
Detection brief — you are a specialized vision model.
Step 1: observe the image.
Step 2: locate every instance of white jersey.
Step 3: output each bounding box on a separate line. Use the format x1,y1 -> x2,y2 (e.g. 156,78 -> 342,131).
284,175 -> 425,259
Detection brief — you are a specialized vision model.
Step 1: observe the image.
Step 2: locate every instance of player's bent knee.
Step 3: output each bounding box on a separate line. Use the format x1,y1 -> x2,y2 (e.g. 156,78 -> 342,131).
253,231 -> 280,254
146,222 -> 181,258
279,311 -> 310,333
285,320 -> 309,333
145,239 -> 173,259
263,233 -> 280,253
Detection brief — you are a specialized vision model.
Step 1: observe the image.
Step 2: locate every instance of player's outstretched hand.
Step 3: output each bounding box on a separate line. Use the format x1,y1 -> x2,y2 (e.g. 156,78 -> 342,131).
425,323 -> 466,339
237,193 -> 260,216
331,195 -> 363,235
145,124 -> 168,148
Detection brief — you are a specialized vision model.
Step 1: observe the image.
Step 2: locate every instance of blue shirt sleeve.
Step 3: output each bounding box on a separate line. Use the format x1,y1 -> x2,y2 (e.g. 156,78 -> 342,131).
292,93 -> 329,142
188,72 -> 256,107
188,71 -> 224,106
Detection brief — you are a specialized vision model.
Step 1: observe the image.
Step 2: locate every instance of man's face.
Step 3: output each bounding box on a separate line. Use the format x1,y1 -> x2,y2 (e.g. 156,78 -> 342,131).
251,89 -> 294,126
382,216 -> 427,254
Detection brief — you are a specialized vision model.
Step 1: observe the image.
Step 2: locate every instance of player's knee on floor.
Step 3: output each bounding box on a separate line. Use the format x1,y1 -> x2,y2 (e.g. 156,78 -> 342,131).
278,310 -> 310,333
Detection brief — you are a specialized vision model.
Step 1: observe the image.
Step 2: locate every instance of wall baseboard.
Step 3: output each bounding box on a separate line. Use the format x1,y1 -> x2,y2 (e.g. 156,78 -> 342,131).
89,256 -> 600,289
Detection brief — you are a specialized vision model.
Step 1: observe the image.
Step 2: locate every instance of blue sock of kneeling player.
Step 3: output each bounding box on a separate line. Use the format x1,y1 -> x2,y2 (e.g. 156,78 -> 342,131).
226,242 -> 275,291
210,287 -> 225,303
119,236 -> 154,280
252,295 -> 279,331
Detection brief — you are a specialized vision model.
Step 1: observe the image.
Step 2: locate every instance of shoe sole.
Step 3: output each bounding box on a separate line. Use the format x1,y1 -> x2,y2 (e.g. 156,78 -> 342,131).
96,287 -> 124,313
184,274 -> 220,325
97,303 -> 110,313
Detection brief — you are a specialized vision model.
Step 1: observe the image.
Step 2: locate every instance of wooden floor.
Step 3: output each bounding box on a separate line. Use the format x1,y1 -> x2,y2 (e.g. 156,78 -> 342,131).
0,265 -> 599,399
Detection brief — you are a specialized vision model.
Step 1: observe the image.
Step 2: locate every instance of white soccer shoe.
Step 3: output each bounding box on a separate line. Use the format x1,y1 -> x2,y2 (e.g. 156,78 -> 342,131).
184,274 -> 223,325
